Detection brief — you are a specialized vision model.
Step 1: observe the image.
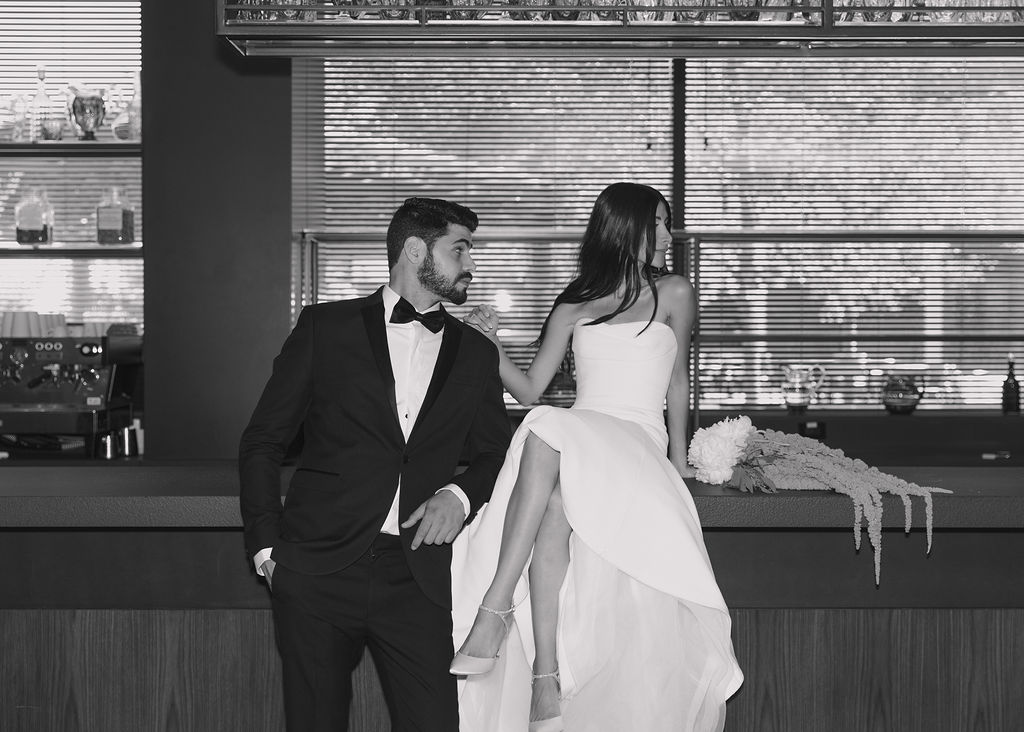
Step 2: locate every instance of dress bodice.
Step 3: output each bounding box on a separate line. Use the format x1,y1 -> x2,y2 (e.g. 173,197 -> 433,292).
570,318 -> 677,448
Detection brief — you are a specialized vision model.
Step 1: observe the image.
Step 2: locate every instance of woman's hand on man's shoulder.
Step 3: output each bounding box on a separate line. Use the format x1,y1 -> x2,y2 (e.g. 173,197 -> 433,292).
463,303 -> 500,342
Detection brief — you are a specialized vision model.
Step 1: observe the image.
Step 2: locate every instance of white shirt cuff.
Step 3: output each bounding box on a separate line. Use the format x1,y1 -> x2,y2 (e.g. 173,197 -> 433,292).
254,547 -> 273,575
436,484 -> 470,519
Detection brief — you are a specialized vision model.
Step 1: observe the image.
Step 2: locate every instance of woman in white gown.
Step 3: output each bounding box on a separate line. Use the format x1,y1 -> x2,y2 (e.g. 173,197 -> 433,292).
450,182 -> 743,732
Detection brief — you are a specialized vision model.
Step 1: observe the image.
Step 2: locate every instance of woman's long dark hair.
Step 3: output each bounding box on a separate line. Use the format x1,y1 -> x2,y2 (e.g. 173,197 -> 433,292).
538,182 -> 670,343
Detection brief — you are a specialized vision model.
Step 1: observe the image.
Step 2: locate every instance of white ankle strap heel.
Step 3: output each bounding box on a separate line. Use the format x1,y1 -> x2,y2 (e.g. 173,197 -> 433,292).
449,602 -> 516,676
529,669 -> 563,732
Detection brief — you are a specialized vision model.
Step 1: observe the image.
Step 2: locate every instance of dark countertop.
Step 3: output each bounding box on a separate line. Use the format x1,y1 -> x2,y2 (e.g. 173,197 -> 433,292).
0,461 -> 1020,530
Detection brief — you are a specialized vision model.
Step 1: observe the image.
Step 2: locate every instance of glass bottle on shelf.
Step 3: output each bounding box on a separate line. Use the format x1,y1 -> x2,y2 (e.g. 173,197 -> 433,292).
29,65 -> 64,141
96,186 -> 135,245
1002,353 -> 1020,414
112,70 -> 141,142
10,94 -> 29,141
15,187 -> 55,245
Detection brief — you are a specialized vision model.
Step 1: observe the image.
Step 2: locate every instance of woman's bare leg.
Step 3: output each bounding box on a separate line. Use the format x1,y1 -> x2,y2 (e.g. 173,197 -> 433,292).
529,484 -> 571,723
457,432 -> 561,660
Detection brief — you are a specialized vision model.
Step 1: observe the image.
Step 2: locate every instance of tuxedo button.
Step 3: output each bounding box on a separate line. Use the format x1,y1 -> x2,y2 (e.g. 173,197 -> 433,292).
402,454 -> 410,464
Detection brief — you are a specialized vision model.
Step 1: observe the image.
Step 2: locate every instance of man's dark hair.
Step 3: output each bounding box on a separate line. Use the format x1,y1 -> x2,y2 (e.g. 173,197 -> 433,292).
386,197 -> 479,268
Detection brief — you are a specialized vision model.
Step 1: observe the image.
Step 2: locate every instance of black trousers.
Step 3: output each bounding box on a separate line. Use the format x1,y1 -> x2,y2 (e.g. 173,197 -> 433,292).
271,534 -> 459,732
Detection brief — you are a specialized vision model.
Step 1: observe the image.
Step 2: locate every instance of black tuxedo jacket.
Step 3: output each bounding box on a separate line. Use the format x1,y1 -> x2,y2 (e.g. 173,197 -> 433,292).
239,288 -> 511,609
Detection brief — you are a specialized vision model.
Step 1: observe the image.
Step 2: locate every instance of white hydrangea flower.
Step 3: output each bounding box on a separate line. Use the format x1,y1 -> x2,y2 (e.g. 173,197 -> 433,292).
687,415 -> 755,485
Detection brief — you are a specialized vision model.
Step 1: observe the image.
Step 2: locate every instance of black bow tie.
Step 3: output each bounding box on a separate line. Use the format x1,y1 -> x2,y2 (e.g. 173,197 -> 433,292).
390,298 -> 445,333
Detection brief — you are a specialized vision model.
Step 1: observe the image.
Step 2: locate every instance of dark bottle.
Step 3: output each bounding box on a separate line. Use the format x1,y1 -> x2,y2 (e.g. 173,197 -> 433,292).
96,186 -> 135,245
15,186 -> 54,245
1002,353 -> 1020,414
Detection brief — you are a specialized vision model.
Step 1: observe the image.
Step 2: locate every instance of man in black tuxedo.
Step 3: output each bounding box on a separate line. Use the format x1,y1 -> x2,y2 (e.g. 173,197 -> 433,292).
239,197 -> 510,731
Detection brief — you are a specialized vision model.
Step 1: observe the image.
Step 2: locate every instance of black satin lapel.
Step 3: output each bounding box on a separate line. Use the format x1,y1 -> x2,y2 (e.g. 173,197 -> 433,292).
361,298 -> 401,430
409,314 -> 462,441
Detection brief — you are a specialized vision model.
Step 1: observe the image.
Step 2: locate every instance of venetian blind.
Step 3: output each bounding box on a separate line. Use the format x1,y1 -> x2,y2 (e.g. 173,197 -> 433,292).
0,1 -> 143,328
293,58 -> 674,384
684,58 -> 1024,410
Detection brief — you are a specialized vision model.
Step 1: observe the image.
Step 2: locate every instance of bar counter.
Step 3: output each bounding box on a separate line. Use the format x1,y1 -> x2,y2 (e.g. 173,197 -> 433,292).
1,460 -> 1022,529
3,461 -> 1022,731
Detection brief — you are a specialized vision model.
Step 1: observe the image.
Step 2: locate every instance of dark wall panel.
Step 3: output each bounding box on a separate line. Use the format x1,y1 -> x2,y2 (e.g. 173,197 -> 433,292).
141,0 -> 292,459
727,608 -> 1024,732
0,610 -> 390,732
3,609 -> 1022,732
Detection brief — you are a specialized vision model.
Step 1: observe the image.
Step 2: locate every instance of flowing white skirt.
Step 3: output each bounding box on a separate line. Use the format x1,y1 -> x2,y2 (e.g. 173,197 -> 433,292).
451,406 -> 743,732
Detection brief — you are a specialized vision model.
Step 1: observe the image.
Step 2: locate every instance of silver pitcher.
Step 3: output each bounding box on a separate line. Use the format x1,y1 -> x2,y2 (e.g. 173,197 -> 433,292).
781,363 -> 827,413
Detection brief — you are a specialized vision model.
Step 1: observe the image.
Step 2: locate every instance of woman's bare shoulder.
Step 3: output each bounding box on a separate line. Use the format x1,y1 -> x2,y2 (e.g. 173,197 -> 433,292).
655,273 -> 694,297
548,301 -> 587,329
656,274 -> 696,310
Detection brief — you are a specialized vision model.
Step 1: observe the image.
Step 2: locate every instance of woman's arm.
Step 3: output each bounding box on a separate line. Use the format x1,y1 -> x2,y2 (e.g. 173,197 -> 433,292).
661,276 -> 698,478
466,303 -> 577,406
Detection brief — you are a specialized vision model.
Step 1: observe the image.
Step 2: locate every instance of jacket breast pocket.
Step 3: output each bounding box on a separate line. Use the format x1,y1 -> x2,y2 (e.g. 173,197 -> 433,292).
441,376 -> 482,407
294,466 -> 341,477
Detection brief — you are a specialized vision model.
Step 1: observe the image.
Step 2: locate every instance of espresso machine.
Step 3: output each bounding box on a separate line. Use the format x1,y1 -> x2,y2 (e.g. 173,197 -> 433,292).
0,326 -> 142,459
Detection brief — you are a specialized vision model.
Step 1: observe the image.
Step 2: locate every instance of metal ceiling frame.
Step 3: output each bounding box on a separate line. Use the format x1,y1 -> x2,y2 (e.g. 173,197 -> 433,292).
217,0 -> 1024,57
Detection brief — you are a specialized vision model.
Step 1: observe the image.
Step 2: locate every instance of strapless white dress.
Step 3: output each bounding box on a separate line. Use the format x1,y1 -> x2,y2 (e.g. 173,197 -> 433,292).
451,319 -> 743,732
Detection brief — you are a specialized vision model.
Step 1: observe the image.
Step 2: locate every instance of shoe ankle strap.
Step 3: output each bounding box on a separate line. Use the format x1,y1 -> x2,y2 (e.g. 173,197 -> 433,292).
478,602 -> 515,618
478,602 -> 516,630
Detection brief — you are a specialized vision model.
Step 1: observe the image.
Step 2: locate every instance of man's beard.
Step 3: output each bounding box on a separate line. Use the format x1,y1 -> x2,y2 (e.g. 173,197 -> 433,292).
418,249 -> 471,305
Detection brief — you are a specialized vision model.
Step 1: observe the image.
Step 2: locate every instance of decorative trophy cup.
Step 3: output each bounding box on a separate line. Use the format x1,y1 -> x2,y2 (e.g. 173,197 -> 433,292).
70,90 -> 105,140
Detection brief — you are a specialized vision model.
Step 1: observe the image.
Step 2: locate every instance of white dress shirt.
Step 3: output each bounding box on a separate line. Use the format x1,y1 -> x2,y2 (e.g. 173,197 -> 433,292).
254,285 -> 469,574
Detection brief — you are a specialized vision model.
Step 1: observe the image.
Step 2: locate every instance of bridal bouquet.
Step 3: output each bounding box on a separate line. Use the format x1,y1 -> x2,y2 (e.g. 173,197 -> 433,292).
687,415 -> 951,584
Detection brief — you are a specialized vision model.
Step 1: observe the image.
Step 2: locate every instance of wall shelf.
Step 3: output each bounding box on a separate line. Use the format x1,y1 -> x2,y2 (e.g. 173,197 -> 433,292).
0,144 -> 143,261
0,143 -> 141,158
0,243 -> 143,259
